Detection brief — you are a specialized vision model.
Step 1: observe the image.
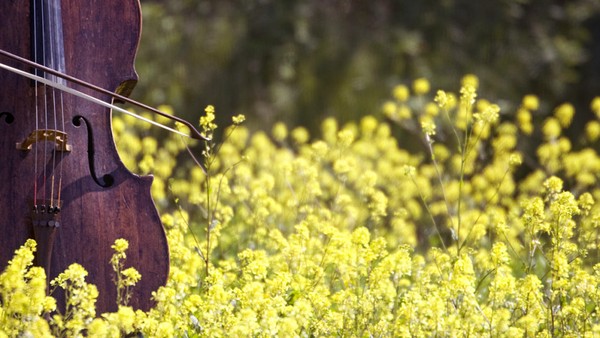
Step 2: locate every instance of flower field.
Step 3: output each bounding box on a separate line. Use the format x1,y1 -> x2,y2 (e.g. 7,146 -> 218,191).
2,75 -> 600,337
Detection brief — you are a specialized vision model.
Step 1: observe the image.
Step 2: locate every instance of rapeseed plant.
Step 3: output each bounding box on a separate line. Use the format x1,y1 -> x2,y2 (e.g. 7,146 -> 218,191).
3,76 -> 600,336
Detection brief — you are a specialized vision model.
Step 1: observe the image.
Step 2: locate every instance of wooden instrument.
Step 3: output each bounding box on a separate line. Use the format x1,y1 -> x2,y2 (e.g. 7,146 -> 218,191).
0,0 -> 202,313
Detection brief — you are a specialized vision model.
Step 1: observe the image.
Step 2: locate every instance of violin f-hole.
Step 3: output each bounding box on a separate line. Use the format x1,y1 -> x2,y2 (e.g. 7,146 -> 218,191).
0,111 -> 14,124
72,115 -> 115,188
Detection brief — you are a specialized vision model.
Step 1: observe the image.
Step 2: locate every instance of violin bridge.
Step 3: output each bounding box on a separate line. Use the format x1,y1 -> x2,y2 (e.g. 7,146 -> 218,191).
16,129 -> 72,152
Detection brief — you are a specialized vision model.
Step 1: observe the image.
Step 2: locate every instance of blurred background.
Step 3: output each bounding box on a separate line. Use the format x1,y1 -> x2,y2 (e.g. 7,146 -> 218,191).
132,0 -> 600,137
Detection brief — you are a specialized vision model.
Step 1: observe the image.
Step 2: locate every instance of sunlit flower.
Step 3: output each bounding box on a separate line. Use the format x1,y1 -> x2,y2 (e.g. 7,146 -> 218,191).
554,103 -> 575,128
542,117 -> 561,140
413,77 -> 430,95
461,73 -> 479,89
232,114 -> 246,125
522,95 -> 540,111
591,97 -> 600,118
421,120 -> 436,137
393,84 -> 410,102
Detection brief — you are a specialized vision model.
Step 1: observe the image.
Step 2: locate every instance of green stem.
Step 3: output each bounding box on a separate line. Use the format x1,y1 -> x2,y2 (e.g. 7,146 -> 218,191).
457,101 -> 475,255
425,135 -> 455,247
409,174 -> 447,251
205,174 -> 211,278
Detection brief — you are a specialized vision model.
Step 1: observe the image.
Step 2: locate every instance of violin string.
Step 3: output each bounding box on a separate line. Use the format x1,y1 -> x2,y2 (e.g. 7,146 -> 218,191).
48,2 -> 58,211
41,0 -> 48,209
57,91 -> 65,208
42,84 -> 48,207
50,88 -> 58,209
33,86 -> 39,208
54,0 -> 66,209
32,0 -> 39,209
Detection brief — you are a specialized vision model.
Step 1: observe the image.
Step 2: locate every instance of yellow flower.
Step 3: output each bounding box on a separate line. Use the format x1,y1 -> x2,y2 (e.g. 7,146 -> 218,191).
393,84 -> 410,102
360,115 -> 378,135
474,103 -> 500,124
351,227 -> 370,246
424,102 -> 439,117
491,242 -> 510,266
122,268 -> 142,286
461,73 -> 479,89
337,129 -> 355,147
421,120 -> 436,137
199,104 -> 218,137
516,108 -> 533,135
291,127 -> 310,144
397,105 -> 412,119
544,176 -> 563,194
382,100 -> 397,118
578,192 -> 594,215
51,263 -> 89,289
522,94 -> 540,110
433,144 -> 450,162
460,85 -> 477,106
413,77 -> 430,95
554,103 -> 575,128
141,136 -> 158,155
508,153 -> 522,167
434,90 -> 448,109
87,318 -> 111,337
311,140 -> 328,158
591,96 -> 600,118
585,121 -> 600,142
402,165 -> 416,177
115,306 -> 136,333
232,114 -> 246,125
333,158 -> 353,175
112,238 -> 129,254
542,117 -> 561,140
272,122 -> 288,142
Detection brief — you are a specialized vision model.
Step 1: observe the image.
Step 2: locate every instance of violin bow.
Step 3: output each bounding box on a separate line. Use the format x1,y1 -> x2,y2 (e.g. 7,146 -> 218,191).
0,48 -> 210,141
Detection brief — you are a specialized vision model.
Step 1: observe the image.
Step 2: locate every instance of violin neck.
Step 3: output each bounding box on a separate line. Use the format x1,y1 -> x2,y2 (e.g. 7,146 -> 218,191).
31,0 -> 66,85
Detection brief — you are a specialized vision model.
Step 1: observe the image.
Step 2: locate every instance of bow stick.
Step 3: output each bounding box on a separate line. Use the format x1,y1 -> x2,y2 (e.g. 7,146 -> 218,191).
0,48 -> 210,141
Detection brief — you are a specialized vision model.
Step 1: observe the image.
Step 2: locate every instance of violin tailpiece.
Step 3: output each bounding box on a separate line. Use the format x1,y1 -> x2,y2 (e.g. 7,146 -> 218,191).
31,200 -> 61,284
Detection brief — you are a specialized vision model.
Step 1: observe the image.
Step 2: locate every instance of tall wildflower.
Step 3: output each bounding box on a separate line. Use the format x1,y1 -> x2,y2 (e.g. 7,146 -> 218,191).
110,238 -> 142,307
50,263 -> 99,336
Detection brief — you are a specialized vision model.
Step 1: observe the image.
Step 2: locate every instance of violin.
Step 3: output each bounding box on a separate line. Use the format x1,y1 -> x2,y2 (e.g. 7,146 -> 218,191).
0,0 -> 204,312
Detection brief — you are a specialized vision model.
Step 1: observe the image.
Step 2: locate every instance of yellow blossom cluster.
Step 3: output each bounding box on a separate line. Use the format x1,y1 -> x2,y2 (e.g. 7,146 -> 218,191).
3,77 -> 600,336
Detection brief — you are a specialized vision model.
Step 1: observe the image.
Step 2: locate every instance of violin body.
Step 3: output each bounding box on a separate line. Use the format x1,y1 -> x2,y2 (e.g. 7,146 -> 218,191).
0,0 -> 168,312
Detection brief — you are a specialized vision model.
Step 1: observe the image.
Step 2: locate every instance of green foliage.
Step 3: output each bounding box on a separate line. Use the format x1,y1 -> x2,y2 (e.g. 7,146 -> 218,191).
3,76 -> 600,336
135,0 -> 600,133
